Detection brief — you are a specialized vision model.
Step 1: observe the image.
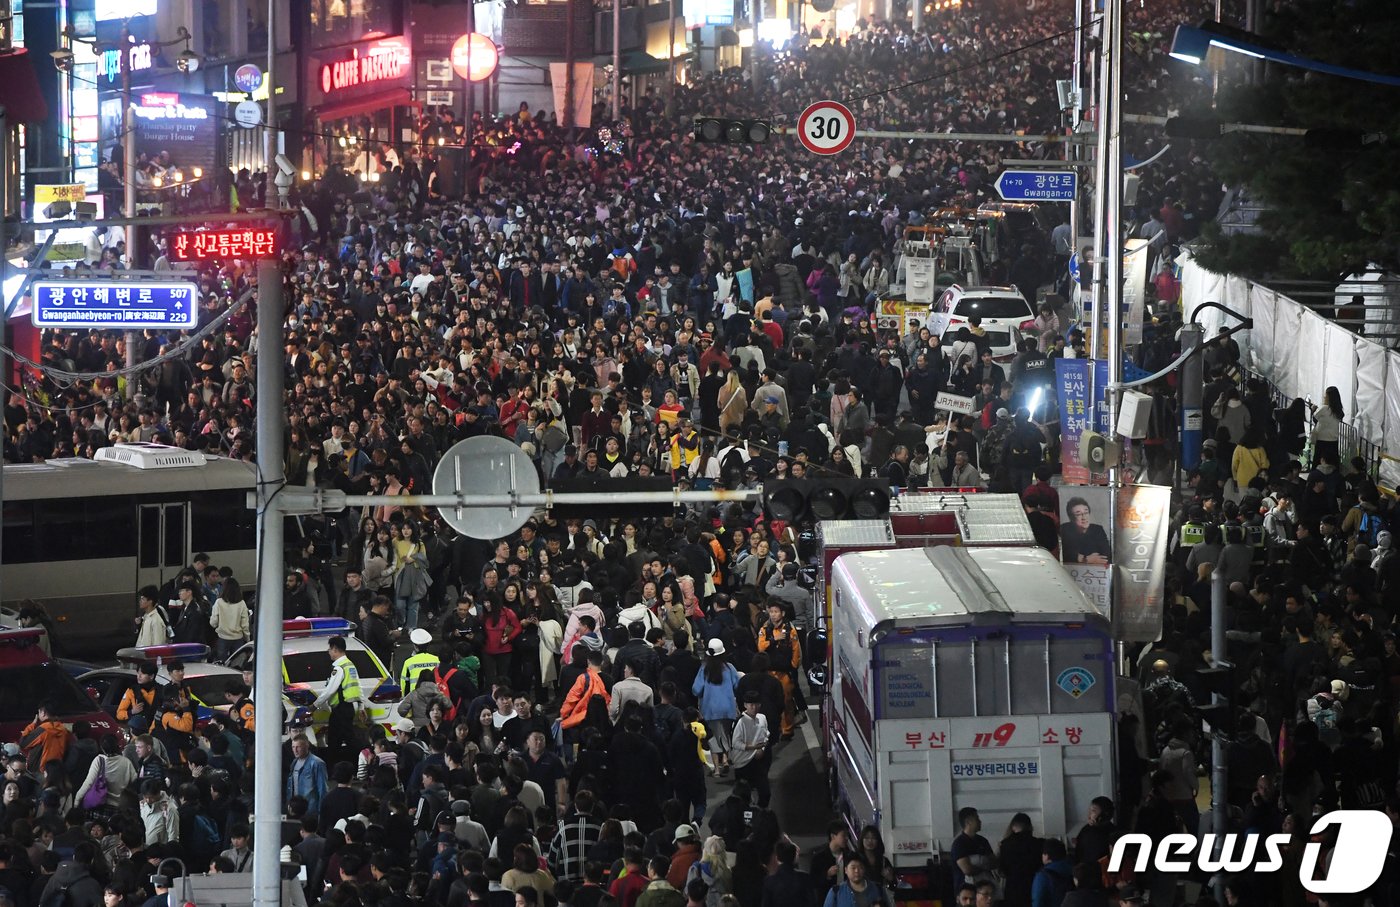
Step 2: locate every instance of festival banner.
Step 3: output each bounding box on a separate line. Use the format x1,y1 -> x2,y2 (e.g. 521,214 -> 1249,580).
1112,484 -> 1170,643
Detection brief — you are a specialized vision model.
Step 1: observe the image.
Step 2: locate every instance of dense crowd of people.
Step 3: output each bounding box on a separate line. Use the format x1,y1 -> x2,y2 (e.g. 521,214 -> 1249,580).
5,2 -> 1400,907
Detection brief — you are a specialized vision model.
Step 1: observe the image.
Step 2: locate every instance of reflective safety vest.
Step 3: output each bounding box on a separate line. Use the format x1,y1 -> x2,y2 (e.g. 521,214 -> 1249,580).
399,652 -> 441,692
332,654 -> 362,706
1180,522 -> 1205,547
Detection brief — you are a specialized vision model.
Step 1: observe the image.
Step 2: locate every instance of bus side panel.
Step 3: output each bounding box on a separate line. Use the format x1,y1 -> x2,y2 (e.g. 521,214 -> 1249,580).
876,713 -> 1114,865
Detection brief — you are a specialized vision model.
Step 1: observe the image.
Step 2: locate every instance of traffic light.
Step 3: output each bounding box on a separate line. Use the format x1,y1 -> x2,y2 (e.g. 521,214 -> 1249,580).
693,117 -> 772,144
1195,662 -> 1236,737
763,478 -> 892,523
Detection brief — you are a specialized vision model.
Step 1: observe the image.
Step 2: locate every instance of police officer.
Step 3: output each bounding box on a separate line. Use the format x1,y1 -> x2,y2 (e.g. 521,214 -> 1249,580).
224,681 -> 255,740
314,635 -> 363,762
399,628 -> 441,692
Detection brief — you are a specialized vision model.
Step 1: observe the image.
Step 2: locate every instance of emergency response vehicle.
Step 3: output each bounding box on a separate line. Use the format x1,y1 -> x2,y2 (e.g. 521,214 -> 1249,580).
827,545 -> 1115,883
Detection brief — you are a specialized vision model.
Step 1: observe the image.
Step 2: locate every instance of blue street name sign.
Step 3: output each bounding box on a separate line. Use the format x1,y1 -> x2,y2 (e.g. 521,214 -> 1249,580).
995,169 -> 1077,202
31,280 -> 200,329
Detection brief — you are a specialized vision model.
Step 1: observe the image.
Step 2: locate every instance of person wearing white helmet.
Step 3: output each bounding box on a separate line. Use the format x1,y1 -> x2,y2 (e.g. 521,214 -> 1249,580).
398,628 -> 441,692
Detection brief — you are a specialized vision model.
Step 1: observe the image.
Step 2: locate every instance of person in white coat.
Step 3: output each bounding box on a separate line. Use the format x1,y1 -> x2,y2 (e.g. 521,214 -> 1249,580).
74,735 -> 136,812
134,588 -> 170,648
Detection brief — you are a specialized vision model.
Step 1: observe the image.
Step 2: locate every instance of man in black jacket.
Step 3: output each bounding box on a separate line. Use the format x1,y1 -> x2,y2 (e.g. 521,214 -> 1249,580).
760,840 -> 810,907
337,569 -> 372,623
357,596 -> 398,666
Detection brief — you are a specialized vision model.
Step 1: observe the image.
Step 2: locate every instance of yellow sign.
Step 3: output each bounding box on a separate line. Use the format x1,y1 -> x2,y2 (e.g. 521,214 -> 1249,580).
36,184 -> 87,204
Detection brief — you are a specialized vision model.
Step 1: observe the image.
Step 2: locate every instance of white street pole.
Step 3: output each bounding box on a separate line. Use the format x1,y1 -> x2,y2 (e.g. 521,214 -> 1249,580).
264,0 -> 277,205
1104,0 -> 1123,486
250,258 -> 286,907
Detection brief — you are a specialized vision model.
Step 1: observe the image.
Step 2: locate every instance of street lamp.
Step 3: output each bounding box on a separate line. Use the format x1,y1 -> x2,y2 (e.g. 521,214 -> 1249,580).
1169,21 -> 1400,87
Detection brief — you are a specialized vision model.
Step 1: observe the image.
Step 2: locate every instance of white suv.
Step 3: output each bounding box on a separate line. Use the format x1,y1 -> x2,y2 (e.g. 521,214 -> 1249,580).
928,285 -> 1035,363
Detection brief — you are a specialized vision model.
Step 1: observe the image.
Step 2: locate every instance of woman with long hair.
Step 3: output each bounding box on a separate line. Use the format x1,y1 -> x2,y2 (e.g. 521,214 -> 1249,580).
718,371 -> 748,435
1310,385 -> 1345,467
209,576 -> 250,661
467,705 -> 501,755
481,595 -> 521,686
998,814 -> 1041,907
691,640 -> 740,776
389,520 -> 430,632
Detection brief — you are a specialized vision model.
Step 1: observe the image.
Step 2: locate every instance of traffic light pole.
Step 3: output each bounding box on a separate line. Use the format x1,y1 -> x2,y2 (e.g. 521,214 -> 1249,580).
251,258 -> 287,907
1209,567 -> 1229,903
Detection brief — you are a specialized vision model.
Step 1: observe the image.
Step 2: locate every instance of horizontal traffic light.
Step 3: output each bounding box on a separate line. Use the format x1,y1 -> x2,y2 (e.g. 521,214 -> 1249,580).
763,478 -> 891,523
694,117 -> 772,144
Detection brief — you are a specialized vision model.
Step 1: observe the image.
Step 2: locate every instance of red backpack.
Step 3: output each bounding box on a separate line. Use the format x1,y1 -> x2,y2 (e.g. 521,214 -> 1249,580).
432,666 -> 460,723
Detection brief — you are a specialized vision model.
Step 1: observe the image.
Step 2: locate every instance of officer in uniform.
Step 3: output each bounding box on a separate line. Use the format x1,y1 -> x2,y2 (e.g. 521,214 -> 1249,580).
223,681 -> 256,740
399,628 -> 441,692
313,635 -> 363,762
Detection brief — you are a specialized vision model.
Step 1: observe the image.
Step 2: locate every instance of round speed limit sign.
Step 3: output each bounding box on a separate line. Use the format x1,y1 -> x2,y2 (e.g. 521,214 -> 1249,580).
797,100 -> 856,155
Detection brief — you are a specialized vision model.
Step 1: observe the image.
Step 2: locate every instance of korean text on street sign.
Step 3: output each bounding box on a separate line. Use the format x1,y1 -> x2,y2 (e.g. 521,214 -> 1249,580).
994,170 -> 1077,202
35,184 -> 88,204
169,228 -> 279,262
31,280 -> 200,329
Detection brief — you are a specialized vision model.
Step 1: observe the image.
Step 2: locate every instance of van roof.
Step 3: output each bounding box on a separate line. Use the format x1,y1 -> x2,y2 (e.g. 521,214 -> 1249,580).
833,546 -> 1105,634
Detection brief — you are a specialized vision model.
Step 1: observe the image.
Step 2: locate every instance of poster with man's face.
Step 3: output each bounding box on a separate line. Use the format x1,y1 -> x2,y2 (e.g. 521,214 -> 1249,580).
1061,487 -> 1111,612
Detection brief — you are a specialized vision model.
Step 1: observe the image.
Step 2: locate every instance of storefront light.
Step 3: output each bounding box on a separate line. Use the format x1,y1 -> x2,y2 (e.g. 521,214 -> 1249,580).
369,172 -> 380,182
192,167 -> 202,178
301,170 -> 311,181
152,175 -> 163,187
173,170 -> 184,183
338,136 -> 347,147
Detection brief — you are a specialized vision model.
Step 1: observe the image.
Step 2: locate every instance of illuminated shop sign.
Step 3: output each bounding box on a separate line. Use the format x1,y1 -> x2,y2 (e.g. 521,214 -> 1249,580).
132,93 -> 210,120
318,38 -> 411,95
97,43 -> 154,83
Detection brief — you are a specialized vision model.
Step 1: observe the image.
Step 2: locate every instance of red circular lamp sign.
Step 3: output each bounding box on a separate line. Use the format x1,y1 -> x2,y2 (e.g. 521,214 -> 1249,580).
451,33 -> 498,82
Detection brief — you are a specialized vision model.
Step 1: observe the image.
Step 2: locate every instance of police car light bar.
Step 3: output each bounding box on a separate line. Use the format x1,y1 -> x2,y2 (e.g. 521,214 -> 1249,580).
115,643 -> 211,665
282,618 -> 356,639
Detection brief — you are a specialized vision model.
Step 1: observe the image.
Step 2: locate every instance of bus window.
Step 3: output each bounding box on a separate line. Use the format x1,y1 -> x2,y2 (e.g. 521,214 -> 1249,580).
2,503 -> 35,564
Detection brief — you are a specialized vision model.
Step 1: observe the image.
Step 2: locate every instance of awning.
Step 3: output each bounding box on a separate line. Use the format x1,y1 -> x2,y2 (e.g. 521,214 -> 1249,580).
314,88 -> 419,122
621,51 -> 672,75
0,49 -> 49,124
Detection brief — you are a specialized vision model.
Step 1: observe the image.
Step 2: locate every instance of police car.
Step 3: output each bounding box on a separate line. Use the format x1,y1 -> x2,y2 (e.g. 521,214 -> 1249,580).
76,643 -> 312,738
223,618 -> 403,737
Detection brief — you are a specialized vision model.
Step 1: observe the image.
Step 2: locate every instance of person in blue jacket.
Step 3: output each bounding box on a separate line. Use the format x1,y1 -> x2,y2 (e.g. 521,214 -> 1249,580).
691,638 -> 740,777
823,855 -> 891,907
1031,838 -> 1073,907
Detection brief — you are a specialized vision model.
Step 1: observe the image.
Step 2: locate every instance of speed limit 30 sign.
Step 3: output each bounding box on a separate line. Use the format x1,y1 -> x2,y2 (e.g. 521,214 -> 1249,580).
797,100 -> 856,155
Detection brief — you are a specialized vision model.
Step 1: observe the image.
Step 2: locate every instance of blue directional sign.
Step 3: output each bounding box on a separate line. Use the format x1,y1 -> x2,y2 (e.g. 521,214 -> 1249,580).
994,170 -> 1078,202
31,280 -> 200,329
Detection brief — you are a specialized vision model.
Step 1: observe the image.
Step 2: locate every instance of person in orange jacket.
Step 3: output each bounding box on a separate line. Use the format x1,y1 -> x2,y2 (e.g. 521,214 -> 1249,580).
756,602 -> 803,739
20,702 -> 71,769
116,661 -> 160,731
554,650 -> 610,762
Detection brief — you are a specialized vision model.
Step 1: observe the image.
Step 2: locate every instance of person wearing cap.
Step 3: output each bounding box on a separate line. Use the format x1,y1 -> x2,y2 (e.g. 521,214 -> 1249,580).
691,639 -> 740,777
756,602 -> 803,740
399,628 -> 442,692
313,636 -> 364,761
665,825 -> 701,889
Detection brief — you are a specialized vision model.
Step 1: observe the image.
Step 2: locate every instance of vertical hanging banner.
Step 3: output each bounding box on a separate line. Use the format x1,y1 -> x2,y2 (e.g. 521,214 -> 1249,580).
1112,484 -> 1170,642
549,63 -> 596,129
1122,238 -> 1150,347
1059,486 -> 1112,613
1055,358 -> 1110,485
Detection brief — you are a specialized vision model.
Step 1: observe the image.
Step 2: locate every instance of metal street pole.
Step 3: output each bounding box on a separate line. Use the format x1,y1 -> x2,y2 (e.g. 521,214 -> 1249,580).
1087,8 -> 1109,362
667,0 -> 677,116
1104,0 -> 1123,483
1209,567 -> 1229,902
122,24 -> 138,398
563,0 -> 576,129
250,258 -> 286,907
264,0 -> 277,206
1067,0 -> 1083,278
612,0 -> 621,122
751,0 -> 760,87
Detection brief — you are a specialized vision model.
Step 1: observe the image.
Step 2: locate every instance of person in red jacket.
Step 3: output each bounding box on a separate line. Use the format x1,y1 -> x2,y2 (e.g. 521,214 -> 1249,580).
481,598 -> 521,686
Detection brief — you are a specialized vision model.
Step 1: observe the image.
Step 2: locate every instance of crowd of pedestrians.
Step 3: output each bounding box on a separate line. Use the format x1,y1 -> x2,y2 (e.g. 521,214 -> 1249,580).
8,1 -> 1400,907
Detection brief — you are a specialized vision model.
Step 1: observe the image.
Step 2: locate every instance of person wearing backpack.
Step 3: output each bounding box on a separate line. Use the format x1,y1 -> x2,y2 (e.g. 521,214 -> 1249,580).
434,643 -> 480,720
1031,839 -> 1073,907
37,840 -> 105,907
1345,492 -> 1386,555
178,781 -> 223,868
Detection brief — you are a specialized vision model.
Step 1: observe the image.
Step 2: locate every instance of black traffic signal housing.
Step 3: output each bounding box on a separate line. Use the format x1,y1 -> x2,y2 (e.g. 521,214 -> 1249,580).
763,478 -> 892,523
693,117 -> 772,145
1195,662 -> 1237,737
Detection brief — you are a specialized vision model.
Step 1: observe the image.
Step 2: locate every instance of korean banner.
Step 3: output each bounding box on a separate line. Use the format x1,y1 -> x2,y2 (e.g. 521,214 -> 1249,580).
1054,358 -> 1110,485
1060,487 -> 1111,612
1112,484 -> 1170,642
